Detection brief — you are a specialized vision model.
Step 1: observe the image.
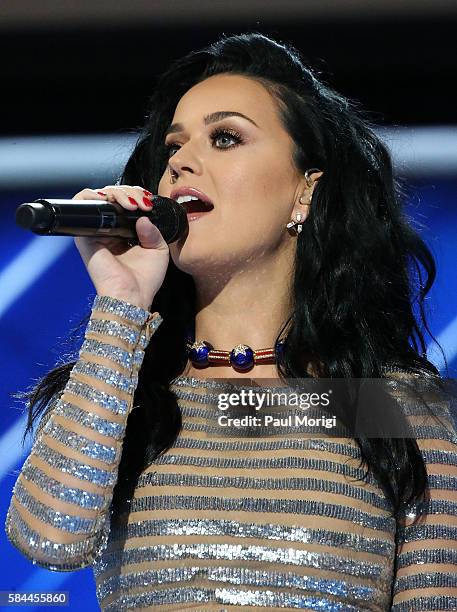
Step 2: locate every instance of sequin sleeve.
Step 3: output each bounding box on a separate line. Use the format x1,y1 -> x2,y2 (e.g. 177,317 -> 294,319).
4,295 -> 163,572
389,373 -> 457,610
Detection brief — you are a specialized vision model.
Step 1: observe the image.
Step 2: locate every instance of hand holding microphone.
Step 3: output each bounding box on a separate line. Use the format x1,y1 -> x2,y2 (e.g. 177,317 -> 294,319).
16,185 -> 187,310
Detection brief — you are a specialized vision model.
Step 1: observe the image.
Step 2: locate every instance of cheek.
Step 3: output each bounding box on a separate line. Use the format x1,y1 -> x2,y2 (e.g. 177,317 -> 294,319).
215,155 -> 268,206
219,153 -> 293,221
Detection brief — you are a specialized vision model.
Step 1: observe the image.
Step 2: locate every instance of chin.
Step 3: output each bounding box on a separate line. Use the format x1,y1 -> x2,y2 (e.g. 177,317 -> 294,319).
170,239 -> 238,277
169,240 -> 210,275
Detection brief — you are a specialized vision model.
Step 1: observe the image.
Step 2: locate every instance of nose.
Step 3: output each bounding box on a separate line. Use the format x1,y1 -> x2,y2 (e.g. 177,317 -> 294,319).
168,142 -> 203,179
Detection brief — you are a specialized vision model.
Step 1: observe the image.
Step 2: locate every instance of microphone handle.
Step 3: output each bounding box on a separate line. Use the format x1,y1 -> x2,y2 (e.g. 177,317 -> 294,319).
16,198 -> 187,244
35,199 -> 148,239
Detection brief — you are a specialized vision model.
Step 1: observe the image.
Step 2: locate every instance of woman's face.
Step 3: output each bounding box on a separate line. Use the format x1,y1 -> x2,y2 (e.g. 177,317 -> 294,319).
157,73 -> 304,274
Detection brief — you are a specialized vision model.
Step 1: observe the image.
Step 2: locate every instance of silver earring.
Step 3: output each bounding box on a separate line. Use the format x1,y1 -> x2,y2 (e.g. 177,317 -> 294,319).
286,212 -> 303,234
304,167 -> 321,188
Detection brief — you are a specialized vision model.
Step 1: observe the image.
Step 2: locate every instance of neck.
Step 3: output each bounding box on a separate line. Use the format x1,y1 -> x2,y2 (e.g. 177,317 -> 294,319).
183,249 -> 294,379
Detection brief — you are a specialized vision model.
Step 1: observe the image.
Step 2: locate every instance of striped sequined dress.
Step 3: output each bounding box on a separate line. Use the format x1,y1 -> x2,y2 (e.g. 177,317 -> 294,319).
5,296 -> 457,610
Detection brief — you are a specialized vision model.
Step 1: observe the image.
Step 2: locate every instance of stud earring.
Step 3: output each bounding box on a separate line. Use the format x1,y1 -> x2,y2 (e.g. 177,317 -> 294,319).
286,212 -> 303,234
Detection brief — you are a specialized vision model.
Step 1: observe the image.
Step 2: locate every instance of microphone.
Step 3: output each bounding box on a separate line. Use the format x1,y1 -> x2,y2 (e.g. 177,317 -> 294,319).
15,196 -> 188,245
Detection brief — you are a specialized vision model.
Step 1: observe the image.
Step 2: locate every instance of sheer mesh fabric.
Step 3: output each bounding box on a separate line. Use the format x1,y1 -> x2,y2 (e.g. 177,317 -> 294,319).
5,297 -> 457,610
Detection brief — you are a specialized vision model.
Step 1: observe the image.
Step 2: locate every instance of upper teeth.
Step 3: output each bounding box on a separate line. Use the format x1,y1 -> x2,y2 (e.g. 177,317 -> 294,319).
176,195 -> 200,205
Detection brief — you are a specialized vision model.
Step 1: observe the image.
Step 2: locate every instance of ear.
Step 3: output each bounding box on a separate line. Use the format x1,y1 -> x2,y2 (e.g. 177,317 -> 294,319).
304,169 -> 323,200
291,170 -> 323,223
306,170 -> 323,187
290,198 -> 311,226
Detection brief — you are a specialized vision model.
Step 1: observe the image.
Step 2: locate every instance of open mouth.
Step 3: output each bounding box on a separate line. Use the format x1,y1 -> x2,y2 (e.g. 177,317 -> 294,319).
175,194 -> 214,213
185,199 -> 214,213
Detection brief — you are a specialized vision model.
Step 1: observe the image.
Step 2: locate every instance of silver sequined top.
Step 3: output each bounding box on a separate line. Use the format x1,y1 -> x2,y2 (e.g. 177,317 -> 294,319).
5,296 -> 457,611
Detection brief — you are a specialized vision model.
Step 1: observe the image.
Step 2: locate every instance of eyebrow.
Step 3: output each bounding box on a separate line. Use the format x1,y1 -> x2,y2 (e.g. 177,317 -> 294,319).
164,111 -> 259,137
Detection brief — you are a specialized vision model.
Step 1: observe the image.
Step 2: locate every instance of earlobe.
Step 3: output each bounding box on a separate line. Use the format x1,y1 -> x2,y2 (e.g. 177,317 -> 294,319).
286,204 -> 310,235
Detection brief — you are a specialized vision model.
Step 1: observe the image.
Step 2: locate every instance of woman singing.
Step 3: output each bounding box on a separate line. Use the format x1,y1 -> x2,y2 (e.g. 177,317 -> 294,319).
5,32 -> 457,610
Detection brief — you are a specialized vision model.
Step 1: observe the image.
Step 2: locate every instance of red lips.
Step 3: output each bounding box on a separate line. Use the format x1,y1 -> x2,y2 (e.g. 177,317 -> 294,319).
170,186 -> 214,208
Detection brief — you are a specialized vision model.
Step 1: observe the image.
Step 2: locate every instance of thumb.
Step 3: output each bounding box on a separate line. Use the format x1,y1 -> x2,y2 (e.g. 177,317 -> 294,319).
135,216 -> 168,250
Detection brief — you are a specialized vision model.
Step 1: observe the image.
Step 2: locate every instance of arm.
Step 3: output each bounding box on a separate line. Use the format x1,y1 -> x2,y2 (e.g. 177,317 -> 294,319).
390,374 -> 457,610
4,295 -> 162,571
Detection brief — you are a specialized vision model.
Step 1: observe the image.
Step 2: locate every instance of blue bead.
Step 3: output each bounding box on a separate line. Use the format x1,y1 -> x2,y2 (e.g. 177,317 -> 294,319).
230,345 -> 254,370
189,341 -> 211,366
275,341 -> 285,359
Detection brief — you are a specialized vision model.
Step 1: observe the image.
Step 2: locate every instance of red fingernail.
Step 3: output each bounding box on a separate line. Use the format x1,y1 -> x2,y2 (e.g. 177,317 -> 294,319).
97,191 -> 107,196
128,197 -> 139,207
143,196 -> 153,208
143,190 -> 152,196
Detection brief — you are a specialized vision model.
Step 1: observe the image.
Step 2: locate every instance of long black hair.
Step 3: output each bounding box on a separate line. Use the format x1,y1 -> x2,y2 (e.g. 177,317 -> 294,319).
18,32 -> 448,530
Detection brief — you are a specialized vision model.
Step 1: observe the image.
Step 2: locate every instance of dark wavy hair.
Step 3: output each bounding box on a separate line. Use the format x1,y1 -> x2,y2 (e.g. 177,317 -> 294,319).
18,32 -> 449,530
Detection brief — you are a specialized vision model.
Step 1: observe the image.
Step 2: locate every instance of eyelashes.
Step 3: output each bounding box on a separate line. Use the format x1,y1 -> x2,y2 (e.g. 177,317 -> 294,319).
164,127 -> 244,158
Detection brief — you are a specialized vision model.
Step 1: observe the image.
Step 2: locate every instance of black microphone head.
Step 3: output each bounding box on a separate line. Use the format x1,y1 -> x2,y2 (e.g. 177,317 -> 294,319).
150,196 -> 188,243
15,202 -> 54,232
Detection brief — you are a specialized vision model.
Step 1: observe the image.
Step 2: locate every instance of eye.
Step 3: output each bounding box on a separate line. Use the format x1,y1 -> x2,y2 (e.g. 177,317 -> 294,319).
164,127 -> 244,158
165,142 -> 180,158
210,127 -> 243,150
